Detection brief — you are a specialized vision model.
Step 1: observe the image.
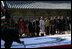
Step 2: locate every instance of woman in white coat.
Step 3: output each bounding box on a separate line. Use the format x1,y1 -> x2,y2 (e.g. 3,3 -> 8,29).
39,17 -> 45,36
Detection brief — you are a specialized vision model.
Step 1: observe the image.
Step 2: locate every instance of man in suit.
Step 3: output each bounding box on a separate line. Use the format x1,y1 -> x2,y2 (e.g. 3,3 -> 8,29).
66,17 -> 71,32
50,17 -> 55,35
59,16 -> 66,34
56,16 -> 61,34
35,18 -> 40,36
29,18 -> 35,37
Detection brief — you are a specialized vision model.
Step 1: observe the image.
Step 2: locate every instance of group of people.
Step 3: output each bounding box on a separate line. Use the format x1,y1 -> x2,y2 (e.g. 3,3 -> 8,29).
17,16 -> 71,37
1,16 -> 71,48
1,16 -> 71,37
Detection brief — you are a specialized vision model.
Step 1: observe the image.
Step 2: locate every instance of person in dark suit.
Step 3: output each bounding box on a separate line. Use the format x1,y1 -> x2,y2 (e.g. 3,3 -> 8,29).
59,16 -> 66,34
50,17 -> 55,35
32,19 -> 36,36
29,18 -> 35,37
56,16 -> 61,34
66,17 -> 71,31
35,18 -> 40,36
1,21 -> 24,48
29,21 -> 32,36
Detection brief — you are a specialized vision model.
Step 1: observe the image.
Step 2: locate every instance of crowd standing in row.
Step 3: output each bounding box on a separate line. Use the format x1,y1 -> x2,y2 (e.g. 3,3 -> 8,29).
1,16 -> 71,37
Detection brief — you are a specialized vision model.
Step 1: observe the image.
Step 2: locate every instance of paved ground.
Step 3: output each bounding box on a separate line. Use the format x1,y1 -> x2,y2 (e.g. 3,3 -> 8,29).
1,34 -> 71,48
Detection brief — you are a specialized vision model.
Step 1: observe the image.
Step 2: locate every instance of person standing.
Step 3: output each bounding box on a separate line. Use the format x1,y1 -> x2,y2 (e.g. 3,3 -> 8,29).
53,17 -> 57,34
29,18 -> 35,37
39,17 -> 45,36
59,16 -> 66,34
45,17 -> 50,35
29,20 -> 32,37
25,20 -> 29,37
50,17 -> 55,35
18,17 -> 24,37
66,16 -> 71,33
56,16 -> 61,34
23,19 -> 26,35
35,18 -> 40,36
32,19 -> 36,36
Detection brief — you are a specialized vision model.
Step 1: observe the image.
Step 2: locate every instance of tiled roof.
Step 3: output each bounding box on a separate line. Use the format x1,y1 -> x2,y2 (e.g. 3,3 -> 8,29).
4,1 -> 71,9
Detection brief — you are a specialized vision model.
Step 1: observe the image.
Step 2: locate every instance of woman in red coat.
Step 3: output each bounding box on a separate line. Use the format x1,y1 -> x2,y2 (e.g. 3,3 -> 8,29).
18,18 -> 24,37
23,20 -> 29,37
